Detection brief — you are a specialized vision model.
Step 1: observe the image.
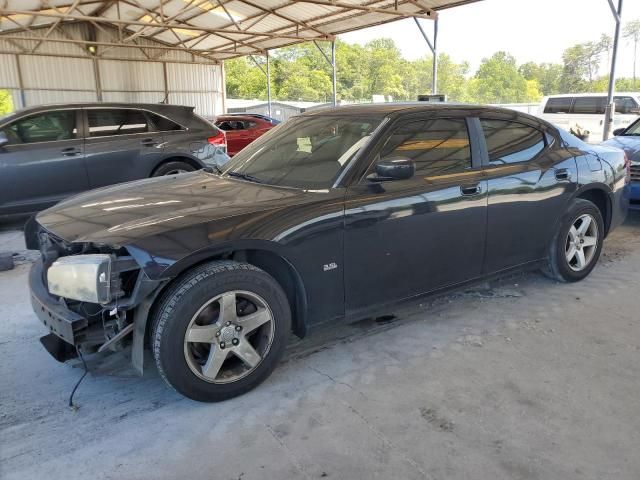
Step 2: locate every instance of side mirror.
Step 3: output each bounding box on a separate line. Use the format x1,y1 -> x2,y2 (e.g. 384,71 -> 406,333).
0,131 -> 8,148
369,157 -> 415,182
612,128 -> 626,136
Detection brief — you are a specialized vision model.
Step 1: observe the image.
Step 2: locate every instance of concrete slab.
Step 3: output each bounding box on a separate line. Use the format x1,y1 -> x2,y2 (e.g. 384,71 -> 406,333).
1,213 -> 639,480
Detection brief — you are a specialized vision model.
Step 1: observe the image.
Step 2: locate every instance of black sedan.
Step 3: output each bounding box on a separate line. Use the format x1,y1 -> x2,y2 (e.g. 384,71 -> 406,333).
27,103 -> 630,402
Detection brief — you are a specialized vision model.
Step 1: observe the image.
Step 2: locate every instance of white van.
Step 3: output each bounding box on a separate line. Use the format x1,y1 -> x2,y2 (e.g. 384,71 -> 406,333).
539,93 -> 640,142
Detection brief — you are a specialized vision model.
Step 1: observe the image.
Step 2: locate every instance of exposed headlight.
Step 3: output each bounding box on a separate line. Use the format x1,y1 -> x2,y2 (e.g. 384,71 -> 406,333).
47,254 -> 112,304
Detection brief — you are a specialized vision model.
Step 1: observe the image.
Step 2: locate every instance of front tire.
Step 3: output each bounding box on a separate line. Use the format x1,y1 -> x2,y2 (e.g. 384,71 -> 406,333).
151,261 -> 291,402
544,199 -> 604,282
152,161 -> 196,176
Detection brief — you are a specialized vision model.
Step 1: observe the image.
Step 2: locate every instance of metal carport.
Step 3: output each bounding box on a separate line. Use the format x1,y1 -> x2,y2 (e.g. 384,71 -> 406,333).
0,1 -> 481,115
0,0 -> 627,135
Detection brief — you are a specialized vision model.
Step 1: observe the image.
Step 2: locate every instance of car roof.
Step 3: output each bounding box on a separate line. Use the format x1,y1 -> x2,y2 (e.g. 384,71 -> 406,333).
299,102 -> 535,118
9,102 -> 195,115
216,115 -> 262,121
544,92 -> 640,98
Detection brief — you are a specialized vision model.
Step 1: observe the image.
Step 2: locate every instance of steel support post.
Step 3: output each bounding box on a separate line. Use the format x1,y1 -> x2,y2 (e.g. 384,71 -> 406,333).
603,0 -> 624,140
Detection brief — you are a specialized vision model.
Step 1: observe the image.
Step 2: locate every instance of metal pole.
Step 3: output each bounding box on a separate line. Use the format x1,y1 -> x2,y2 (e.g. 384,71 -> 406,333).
162,62 -> 169,103
432,18 -> 438,94
332,40 -> 337,106
14,54 -> 26,108
266,50 -> 272,118
603,0 -> 624,141
93,57 -> 103,102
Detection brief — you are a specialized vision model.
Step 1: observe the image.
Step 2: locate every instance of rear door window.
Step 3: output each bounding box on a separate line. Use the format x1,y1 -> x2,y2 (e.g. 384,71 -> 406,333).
2,110 -> 76,145
571,97 -> 606,114
481,119 -> 545,165
380,118 -> 472,177
87,109 -> 150,137
614,96 -> 639,114
544,97 -> 573,114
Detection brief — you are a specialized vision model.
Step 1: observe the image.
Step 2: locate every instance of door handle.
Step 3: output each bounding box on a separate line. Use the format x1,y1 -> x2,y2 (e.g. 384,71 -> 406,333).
555,168 -> 571,181
61,147 -> 81,156
140,138 -> 159,146
460,183 -> 482,196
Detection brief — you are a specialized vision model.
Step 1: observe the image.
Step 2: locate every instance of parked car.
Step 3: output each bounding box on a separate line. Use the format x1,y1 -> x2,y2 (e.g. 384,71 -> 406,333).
214,114 -> 277,156
539,93 -> 640,143
604,116 -> 640,209
27,103 -> 629,402
226,113 -> 281,125
0,103 -> 228,216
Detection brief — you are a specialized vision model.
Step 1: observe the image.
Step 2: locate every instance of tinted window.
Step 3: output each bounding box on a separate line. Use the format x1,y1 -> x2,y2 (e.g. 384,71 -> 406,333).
481,120 -> 545,165
614,96 -> 639,114
215,120 -> 246,131
380,118 -> 471,177
2,110 -> 76,145
544,97 -> 573,114
88,109 -> 149,137
149,113 -> 182,131
571,97 -> 606,114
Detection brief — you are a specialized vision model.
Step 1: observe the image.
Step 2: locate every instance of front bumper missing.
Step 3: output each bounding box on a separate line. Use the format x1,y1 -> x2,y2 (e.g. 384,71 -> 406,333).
29,259 -> 88,346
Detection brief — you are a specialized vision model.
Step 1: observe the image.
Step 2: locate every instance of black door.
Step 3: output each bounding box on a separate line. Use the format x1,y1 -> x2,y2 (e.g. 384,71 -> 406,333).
478,117 -> 578,273
83,108 -> 165,188
344,115 -> 488,316
0,109 -> 88,214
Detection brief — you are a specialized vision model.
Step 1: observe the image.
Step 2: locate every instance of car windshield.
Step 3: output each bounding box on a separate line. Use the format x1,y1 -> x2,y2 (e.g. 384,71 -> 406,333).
222,114 -> 383,189
623,119 -> 640,136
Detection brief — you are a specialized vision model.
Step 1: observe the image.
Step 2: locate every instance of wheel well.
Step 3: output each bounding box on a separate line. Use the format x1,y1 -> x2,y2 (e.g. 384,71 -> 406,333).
147,249 -> 307,339
151,156 -> 201,176
577,188 -> 611,235
237,250 -> 307,338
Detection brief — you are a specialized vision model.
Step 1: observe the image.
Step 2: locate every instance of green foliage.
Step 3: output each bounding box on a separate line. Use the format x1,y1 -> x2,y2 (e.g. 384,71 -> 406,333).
519,62 -> 563,96
224,20 -> 639,105
0,90 -> 13,115
465,52 -> 541,103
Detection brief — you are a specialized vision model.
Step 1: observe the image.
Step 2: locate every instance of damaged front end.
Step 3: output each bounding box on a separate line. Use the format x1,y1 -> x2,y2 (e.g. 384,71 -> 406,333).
28,226 -> 166,374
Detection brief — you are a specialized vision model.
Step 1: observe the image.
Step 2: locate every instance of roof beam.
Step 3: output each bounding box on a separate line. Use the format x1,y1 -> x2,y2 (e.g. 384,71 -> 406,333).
0,34 -> 224,55
293,0 -> 437,20
0,9 -> 322,40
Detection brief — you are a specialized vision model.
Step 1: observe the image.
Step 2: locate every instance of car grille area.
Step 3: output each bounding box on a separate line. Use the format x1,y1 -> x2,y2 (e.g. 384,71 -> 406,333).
631,164 -> 640,183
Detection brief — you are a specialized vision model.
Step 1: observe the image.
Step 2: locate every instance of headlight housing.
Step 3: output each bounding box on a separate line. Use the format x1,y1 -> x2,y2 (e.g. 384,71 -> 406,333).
47,254 -> 112,304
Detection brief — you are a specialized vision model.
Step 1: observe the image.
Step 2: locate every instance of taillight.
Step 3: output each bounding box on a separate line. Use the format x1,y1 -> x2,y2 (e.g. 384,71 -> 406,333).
208,131 -> 227,152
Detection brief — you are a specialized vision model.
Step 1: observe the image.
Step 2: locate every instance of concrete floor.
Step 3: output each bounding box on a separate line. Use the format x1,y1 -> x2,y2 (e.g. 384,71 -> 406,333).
1,213 -> 639,480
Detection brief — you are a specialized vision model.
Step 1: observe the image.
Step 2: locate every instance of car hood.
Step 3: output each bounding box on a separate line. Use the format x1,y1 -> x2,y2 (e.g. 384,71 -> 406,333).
36,171 -> 308,245
603,136 -> 640,162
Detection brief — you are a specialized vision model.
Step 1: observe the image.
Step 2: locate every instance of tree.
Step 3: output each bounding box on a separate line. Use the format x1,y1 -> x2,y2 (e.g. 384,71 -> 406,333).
0,90 -> 13,115
467,52 -> 541,103
519,62 -> 563,96
624,19 -> 640,89
224,57 -> 269,100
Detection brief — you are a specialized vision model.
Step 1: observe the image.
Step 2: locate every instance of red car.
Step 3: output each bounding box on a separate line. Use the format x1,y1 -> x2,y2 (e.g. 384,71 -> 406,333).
214,114 -> 279,156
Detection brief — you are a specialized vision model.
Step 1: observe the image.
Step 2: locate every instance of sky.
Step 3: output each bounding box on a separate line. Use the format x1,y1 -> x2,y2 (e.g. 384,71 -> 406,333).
340,0 -> 640,78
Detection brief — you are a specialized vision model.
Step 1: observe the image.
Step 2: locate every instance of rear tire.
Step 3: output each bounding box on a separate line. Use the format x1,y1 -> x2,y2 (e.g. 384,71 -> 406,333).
152,161 -> 196,176
151,261 -> 291,402
543,199 -> 604,282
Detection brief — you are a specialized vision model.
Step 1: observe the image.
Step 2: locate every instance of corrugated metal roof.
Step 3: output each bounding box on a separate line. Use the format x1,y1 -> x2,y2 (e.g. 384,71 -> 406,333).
0,1 -> 482,61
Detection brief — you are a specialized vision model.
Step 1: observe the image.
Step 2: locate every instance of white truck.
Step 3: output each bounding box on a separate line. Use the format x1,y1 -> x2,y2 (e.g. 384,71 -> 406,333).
538,93 -> 640,143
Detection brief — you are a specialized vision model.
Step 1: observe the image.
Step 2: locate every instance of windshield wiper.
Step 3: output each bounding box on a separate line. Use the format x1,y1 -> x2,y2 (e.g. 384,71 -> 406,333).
227,171 -> 264,184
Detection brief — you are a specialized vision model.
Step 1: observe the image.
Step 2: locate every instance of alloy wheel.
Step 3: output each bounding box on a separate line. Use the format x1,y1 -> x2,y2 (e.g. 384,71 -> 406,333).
565,213 -> 598,272
183,290 -> 275,384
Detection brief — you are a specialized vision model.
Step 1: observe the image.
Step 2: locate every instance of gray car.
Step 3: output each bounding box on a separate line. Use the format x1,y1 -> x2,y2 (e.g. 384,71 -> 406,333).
0,102 -> 228,216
